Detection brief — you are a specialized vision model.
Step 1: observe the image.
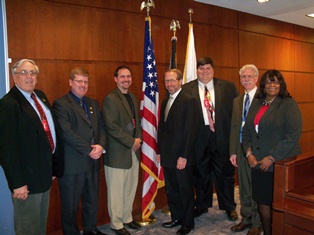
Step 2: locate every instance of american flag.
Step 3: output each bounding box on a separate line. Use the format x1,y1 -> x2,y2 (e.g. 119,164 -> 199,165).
140,17 -> 164,220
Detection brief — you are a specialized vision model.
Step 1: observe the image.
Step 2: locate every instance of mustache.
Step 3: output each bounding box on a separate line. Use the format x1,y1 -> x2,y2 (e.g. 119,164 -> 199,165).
242,81 -> 253,85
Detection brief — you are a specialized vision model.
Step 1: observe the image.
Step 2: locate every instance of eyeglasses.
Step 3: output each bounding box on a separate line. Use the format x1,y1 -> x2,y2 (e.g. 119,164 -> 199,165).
15,70 -> 37,77
72,79 -> 89,85
164,79 -> 178,84
266,80 -> 280,85
240,75 -> 255,79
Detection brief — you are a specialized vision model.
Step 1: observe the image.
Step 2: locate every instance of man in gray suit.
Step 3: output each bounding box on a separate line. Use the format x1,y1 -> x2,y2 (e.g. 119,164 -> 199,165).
229,64 -> 262,235
53,67 -> 106,235
102,66 -> 142,235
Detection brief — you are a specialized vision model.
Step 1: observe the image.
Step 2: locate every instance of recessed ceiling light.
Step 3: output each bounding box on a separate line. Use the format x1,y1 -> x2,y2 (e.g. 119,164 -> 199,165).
306,13 -> 314,18
257,0 -> 270,2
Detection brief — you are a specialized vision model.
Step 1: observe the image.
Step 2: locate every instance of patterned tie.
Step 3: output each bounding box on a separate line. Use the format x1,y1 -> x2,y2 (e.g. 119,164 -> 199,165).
243,93 -> 250,120
240,93 -> 250,143
204,85 -> 215,132
31,93 -> 55,151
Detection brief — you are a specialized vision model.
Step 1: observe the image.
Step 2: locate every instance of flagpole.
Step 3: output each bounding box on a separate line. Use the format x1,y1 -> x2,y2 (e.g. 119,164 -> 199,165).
137,0 -> 163,226
169,19 -> 180,69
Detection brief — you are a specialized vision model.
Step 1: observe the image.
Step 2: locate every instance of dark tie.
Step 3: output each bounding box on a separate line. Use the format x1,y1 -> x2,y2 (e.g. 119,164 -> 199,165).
243,93 -> 250,120
240,93 -> 250,143
31,93 -> 55,151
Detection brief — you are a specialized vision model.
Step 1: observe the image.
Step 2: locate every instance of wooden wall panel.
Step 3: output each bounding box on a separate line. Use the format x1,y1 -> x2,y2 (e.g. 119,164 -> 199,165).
239,12 -> 295,39
239,32 -> 295,70
294,73 -> 314,103
300,132 -> 314,155
295,41 -> 314,72
194,25 -> 239,68
299,103 -> 314,133
295,25 -> 314,43
4,0 -> 314,234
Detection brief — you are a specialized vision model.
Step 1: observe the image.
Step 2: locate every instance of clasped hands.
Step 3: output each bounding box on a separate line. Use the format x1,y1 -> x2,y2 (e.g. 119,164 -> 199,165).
247,154 -> 274,172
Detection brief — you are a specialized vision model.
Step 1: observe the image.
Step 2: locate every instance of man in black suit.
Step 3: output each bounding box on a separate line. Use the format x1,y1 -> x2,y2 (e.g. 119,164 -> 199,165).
53,67 -> 106,235
182,57 -> 239,220
0,59 -> 63,235
158,69 -> 201,235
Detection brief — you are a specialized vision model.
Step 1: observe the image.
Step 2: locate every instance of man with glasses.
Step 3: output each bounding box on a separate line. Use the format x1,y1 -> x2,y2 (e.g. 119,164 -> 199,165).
53,67 -> 107,235
229,64 -> 262,235
157,69 -> 200,235
182,57 -> 239,221
0,59 -> 63,235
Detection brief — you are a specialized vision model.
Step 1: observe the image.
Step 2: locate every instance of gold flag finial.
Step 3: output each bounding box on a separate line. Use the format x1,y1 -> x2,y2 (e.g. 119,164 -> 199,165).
170,19 -> 180,38
188,8 -> 194,23
141,0 -> 155,17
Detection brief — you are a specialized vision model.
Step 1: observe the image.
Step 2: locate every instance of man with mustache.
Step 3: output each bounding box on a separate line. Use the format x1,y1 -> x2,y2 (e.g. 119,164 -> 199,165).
229,64 -> 262,235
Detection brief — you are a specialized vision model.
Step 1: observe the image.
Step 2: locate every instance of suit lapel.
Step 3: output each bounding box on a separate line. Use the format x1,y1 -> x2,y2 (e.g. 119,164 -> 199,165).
189,80 -> 203,113
12,87 -> 49,143
213,78 -> 222,112
116,88 -> 133,120
66,94 -> 92,126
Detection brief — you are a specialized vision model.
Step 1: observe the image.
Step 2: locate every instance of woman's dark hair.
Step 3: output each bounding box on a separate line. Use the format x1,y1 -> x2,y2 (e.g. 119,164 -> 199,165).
257,69 -> 292,99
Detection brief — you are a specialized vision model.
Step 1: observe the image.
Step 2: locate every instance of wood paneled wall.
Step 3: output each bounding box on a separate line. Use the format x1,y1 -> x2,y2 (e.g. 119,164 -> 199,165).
5,0 -> 314,233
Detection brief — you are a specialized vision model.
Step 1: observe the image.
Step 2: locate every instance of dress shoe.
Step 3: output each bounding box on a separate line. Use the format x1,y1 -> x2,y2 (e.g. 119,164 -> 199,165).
226,210 -> 238,221
194,208 -> 208,217
230,221 -> 251,232
111,227 -> 130,235
162,220 -> 181,228
176,225 -> 194,235
83,229 -> 107,235
247,227 -> 263,235
124,221 -> 141,229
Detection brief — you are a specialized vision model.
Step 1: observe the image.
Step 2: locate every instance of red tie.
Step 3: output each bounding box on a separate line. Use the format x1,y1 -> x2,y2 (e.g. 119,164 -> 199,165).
204,86 -> 215,132
31,93 -> 55,152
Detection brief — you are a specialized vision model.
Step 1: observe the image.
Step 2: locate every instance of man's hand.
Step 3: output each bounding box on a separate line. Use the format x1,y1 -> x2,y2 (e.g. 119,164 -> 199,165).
176,157 -> 187,170
247,154 -> 259,168
89,144 -> 104,159
13,185 -> 29,200
230,154 -> 238,167
156,154 -> 161,163
132,138 -> 142,151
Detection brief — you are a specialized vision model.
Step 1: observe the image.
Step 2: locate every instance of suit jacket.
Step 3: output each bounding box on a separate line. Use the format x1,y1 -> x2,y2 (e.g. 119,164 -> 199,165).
158,90 -> 201,167
53,93 -> 106,175
242,96 -> 302,172
229,90 -> 258,158
102,87 -> 142,169
182,78 -> 239,159
0,86 -> 63,193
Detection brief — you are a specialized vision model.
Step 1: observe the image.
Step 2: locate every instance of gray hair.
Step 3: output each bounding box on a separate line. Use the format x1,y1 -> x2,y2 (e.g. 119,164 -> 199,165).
239,64 -> 258,77
11,59 -> 39,76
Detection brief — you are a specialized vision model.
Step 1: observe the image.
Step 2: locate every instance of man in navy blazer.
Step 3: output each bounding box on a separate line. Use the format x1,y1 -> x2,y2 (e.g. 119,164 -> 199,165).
158,69 -> 201,235
53,67 -> 106,235
0,59 -> 63,235
182,57 -> 239,220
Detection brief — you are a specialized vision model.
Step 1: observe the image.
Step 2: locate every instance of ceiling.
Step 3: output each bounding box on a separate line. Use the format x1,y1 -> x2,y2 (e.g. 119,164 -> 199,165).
195,0 -> 314,29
